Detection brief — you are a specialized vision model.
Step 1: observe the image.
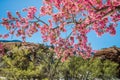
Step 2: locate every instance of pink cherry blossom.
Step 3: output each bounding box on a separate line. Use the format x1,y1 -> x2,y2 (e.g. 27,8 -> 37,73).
3,34 -> 9,39
1,1 -> 120,60
24,6 -> 37,19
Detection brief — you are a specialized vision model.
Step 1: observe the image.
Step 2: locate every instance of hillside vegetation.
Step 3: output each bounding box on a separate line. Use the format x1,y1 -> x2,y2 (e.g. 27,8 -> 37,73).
0,42 -> 119,80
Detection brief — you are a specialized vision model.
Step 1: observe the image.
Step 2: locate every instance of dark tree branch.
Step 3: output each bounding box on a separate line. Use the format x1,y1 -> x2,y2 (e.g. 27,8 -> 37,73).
34,15 -> 49,26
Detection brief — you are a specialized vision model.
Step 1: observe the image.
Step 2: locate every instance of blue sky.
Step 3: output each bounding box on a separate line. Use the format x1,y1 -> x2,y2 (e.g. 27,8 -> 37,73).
0,0 -> 120,50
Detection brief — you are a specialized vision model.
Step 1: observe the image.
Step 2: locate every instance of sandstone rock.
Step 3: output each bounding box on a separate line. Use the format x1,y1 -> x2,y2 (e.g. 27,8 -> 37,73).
94,46 -> 120,63
94,46 -> 120,78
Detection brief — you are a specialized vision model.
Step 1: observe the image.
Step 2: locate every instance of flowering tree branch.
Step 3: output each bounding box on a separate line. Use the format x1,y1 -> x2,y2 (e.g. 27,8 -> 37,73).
0,0 -> 120,61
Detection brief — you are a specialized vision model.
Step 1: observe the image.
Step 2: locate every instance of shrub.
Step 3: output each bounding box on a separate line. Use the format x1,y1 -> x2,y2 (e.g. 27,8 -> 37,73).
0,44 -> 119,80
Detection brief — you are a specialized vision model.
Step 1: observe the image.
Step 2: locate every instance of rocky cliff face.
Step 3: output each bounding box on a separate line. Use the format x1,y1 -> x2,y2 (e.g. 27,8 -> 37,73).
1,42 -> 120,63
0,42 -> 42,56
2,42 -> 39,50
94,46 -> 120,78
2,42 -> 120,63
94,46 -> 120,63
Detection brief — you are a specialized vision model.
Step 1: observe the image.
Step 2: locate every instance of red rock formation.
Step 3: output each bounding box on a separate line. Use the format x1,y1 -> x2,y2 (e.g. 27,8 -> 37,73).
94,46 -> 120,62
94,46 -> 120,78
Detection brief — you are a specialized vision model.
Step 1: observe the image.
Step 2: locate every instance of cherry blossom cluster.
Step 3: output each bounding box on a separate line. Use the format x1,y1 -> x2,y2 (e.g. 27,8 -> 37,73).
1,7 -> 38,41
1,0 -> 120,61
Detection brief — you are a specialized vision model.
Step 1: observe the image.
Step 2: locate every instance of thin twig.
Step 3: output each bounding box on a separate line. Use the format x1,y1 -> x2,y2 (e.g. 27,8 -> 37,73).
34,15 -> 49,26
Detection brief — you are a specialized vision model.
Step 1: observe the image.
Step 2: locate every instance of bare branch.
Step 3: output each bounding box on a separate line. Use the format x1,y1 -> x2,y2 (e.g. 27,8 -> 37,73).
66,31 -> 73,39
34,15 -> 49,26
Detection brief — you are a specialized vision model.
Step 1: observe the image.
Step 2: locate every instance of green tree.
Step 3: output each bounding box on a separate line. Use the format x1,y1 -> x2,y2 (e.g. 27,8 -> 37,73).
0,44 -> 62,80
0,46 -> 42,79
0,44 -> 119,80
60,56 -> 119,80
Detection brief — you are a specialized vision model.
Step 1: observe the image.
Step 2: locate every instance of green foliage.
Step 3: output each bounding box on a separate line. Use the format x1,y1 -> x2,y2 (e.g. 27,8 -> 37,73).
0,46 -> 43,79
0,44 -> 63,80
35,46 -> 63,80
102,60 -> 118,79
0,44 -> 119,80
60,56 -> 119,80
